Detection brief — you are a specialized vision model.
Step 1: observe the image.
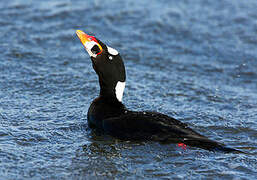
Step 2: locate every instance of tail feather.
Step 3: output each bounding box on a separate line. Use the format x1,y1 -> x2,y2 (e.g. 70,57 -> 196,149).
181,137 -> 242,153
154,133 -> 242,153
212,145 -> 243,153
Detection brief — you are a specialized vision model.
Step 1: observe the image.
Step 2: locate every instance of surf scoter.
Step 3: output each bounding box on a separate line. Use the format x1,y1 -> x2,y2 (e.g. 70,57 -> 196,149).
76,30 -> 240,153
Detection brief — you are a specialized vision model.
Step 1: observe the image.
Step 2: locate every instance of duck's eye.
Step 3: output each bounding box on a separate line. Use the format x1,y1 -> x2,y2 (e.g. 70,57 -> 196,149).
91,45 -> 100,54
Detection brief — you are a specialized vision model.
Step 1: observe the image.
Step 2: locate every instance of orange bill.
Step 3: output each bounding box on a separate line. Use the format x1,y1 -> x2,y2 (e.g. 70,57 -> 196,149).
76,30 -> 103,55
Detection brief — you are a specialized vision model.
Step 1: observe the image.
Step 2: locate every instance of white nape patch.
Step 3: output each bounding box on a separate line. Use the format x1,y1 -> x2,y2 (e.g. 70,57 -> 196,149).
115,81 -> 126,102
107,46 -> 118,56
84,41 -> 98,58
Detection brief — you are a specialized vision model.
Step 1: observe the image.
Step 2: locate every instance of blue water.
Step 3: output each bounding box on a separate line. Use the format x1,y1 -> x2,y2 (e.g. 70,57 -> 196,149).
0,0 -> 257,179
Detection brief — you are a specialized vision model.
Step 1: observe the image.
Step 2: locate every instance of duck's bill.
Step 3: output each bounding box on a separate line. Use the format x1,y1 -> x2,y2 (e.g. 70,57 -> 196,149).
76,30 -> 103,57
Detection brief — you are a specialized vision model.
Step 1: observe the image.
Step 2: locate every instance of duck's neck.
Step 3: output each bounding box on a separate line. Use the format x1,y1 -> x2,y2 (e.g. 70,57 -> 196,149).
99,79 -> 126,103
114,81 -> 126,102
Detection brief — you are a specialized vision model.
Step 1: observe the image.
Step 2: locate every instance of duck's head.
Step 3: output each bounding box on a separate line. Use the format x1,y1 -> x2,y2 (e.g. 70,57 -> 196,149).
76,30 -> 126,102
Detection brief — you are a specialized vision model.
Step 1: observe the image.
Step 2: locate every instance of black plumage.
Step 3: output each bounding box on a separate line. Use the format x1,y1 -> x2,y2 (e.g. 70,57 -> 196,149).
76,30 -> 241,153
87,96 -> 238,153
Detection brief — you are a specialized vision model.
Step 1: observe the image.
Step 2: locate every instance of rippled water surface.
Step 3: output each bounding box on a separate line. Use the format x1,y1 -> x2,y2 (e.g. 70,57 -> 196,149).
0,0 -> 257,179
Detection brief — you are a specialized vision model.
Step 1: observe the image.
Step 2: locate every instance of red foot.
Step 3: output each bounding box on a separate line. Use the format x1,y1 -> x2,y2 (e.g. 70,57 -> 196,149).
177,143 -> 187,150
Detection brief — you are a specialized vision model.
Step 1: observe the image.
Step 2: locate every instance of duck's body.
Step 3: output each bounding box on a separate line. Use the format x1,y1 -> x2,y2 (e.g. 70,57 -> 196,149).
87,96 -> 125,130
76,30 -> 240,153
87,96 -> 237,152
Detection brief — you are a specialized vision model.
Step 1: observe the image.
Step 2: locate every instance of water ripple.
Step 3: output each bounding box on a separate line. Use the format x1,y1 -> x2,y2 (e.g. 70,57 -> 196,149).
0,0 -> 257,179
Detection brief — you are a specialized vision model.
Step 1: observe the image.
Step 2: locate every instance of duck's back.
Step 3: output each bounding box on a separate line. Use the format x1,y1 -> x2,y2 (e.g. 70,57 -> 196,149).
102,111 -> 239,152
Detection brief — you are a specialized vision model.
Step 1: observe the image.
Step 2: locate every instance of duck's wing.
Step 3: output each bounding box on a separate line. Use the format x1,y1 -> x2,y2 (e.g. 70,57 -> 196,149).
103,111 -> 204,140
103,111 -> 240,152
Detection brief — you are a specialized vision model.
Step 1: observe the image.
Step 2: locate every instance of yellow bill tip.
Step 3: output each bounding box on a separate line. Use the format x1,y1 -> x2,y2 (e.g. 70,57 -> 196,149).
76,30 -> 90,45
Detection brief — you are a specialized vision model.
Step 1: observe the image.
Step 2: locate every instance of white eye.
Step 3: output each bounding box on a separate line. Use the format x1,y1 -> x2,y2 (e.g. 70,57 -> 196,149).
91,45 -> 101,54
107,46 -> 118,56
84,41 -> 98,58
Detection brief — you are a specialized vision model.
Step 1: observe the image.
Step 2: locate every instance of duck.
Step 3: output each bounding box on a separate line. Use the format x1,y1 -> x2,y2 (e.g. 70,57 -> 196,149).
76,30 -> 240,153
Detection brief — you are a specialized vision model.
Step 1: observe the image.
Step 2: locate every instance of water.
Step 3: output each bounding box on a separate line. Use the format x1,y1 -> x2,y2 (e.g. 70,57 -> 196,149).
0,0 -> 257,179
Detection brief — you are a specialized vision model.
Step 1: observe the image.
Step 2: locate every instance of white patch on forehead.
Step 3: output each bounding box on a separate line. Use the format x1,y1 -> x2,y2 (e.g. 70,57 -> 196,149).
107,46 -> 118,56
84,41 -> 98,58
115,81 -> 126,102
